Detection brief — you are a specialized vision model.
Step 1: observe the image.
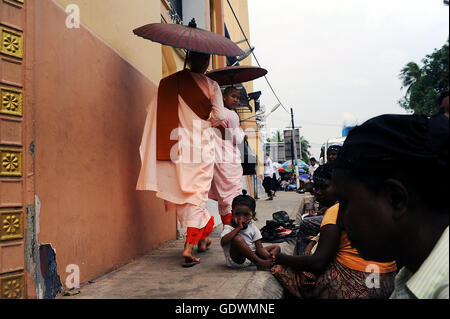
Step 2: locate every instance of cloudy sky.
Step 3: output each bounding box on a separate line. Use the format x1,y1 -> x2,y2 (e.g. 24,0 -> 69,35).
247,0 -> 449,158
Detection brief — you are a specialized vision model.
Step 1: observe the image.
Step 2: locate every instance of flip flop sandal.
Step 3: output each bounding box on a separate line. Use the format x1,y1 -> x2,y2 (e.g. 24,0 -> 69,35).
182,260 -> 200,268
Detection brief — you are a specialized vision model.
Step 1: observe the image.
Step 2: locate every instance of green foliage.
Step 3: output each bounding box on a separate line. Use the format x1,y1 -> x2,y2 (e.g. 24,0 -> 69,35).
398,38 -> 449,116
300,136 -> 311,163
266,130 -> 284,142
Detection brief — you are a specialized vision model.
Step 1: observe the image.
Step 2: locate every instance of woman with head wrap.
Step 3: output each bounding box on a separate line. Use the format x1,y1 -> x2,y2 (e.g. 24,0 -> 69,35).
136,52 -> 225,267
326,144 -> 342,163
297,164 -> 335,255
332,114 -> 449,299
271,163 -> 397,299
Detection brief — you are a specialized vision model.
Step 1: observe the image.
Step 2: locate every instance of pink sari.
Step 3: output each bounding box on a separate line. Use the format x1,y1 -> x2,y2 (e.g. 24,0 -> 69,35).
136,72 -> 224,229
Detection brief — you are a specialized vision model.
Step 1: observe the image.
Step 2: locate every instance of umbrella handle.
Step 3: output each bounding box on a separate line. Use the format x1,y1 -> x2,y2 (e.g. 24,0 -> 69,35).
184,50 -> 190,69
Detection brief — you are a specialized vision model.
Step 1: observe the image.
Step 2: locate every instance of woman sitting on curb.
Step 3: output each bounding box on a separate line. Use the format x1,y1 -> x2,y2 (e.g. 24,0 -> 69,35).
332,114 -> 449,299
271,163 -> 397,299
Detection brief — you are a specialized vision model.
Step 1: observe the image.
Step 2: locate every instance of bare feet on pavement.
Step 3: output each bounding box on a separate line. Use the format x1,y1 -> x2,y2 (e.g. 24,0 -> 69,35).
198,238 -> 212,253
182,243 -> 200,267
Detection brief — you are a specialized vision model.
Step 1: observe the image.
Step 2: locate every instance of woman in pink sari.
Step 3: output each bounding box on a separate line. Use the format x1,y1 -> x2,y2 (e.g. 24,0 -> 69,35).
209,86 -> 246,225
137,52 -> 224,267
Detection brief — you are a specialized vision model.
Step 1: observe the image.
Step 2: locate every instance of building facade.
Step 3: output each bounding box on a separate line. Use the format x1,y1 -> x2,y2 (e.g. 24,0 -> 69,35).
0,0 -> 260,299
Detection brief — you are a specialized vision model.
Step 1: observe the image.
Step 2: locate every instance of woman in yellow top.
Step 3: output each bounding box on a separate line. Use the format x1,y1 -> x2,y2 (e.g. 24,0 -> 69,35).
271,163 -> 397,299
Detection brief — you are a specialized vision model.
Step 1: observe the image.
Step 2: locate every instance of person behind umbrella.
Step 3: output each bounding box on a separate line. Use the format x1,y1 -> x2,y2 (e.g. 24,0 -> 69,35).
209,86 -> 247,225
136,51 -> 225,267
332,114 -> 449,299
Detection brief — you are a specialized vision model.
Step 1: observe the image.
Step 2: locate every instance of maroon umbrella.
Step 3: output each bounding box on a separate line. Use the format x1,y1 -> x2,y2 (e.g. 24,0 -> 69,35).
205,65 -> 267,85
133,19 -> 244,57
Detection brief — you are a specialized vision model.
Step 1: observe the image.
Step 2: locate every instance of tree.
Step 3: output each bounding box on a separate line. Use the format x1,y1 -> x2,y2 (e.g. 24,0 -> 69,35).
398,38 -> 449,116
300,136 -> 311,163
266,130 -> 284,142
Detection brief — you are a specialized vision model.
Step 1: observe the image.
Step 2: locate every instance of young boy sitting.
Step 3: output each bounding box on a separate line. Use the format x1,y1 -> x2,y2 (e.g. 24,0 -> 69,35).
220,190 -> 280,270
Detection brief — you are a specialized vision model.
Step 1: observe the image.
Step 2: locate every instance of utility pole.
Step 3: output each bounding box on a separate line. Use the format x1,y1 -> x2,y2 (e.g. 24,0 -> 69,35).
290,108 -> 300,189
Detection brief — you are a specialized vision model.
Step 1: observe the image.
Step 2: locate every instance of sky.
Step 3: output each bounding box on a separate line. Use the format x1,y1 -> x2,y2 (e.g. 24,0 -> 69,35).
246,0 -> 449,159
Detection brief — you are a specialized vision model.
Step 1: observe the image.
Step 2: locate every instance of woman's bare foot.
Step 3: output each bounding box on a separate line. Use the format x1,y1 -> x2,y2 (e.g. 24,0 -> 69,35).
197,238 -> 212,253
182,243 -> 200,267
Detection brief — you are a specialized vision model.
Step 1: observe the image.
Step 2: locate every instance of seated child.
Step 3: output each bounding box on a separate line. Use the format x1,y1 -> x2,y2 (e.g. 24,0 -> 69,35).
220,190 -> 280,270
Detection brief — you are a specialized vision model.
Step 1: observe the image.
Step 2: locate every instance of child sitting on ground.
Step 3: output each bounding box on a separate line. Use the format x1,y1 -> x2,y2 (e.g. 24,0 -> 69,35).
220,190 -> 280,270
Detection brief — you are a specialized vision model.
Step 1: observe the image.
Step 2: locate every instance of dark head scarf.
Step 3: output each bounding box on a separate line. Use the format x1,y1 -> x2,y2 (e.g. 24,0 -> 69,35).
327,145 -> 342,155
335,114 -> 448,208
335,114 -> 448,171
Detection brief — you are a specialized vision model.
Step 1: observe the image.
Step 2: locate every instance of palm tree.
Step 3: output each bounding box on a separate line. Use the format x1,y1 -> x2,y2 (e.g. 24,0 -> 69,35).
266,130 -> 284,142
300,137 -> 311,163
399,62 -> 421,96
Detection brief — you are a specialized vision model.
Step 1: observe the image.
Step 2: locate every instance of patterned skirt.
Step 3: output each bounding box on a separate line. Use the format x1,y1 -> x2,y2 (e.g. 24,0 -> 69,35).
271,259 -> 396,299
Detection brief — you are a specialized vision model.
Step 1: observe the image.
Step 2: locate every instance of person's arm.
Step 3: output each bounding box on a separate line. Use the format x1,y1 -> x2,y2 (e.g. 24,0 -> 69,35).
317,206 -> 328,216
273,224 -> 340,273
208,81 -> 225,127
220,224 -> 242,246
303,235 -> 320,255
303,241 -> 317,256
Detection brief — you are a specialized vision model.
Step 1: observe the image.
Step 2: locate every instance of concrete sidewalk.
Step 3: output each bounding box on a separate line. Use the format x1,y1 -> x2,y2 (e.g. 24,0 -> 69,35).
63,192 -> 308,299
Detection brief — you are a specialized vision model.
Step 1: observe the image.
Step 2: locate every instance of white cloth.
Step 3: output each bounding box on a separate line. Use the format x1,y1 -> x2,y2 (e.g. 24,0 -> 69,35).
264,157 -> 275,177
308,163 -> 319,177
220,223 -> 262,268
272,162 -> 281,180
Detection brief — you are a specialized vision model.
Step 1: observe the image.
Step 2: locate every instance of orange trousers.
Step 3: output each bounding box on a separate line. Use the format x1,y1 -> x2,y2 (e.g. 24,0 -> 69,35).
186,216 -> 215,245
220,213 -> 232,225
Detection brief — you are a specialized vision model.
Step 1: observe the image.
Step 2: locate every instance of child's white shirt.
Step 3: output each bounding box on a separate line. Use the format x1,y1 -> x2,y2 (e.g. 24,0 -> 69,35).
220,223 -> 262,268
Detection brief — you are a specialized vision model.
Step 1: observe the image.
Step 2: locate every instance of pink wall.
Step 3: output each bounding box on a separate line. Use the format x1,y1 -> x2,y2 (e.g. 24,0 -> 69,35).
33,0 -> 174,286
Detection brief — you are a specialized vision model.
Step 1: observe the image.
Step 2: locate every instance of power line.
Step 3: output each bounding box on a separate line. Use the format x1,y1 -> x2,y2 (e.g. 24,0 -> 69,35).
226,0 -> 290,115
300,121 -> 342,127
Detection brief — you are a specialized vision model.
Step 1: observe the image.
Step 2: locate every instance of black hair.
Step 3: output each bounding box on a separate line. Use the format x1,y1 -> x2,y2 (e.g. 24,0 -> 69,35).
313,163 -> 334,182
305,182 -> 315,195
310,157 -> 317,162
188,51 -> 210,62
188,51 -> 211,72
223,86 -> 239,96
232,190 -> 256,216
327,145 -> 342,154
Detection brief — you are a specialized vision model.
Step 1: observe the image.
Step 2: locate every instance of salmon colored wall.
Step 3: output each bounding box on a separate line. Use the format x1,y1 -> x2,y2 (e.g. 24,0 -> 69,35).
33,0 -> 175,286
54,0 -> 162,83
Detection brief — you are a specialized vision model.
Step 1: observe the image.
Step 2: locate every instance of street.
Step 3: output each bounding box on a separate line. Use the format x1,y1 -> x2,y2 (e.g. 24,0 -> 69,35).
63,192 -> 309,299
